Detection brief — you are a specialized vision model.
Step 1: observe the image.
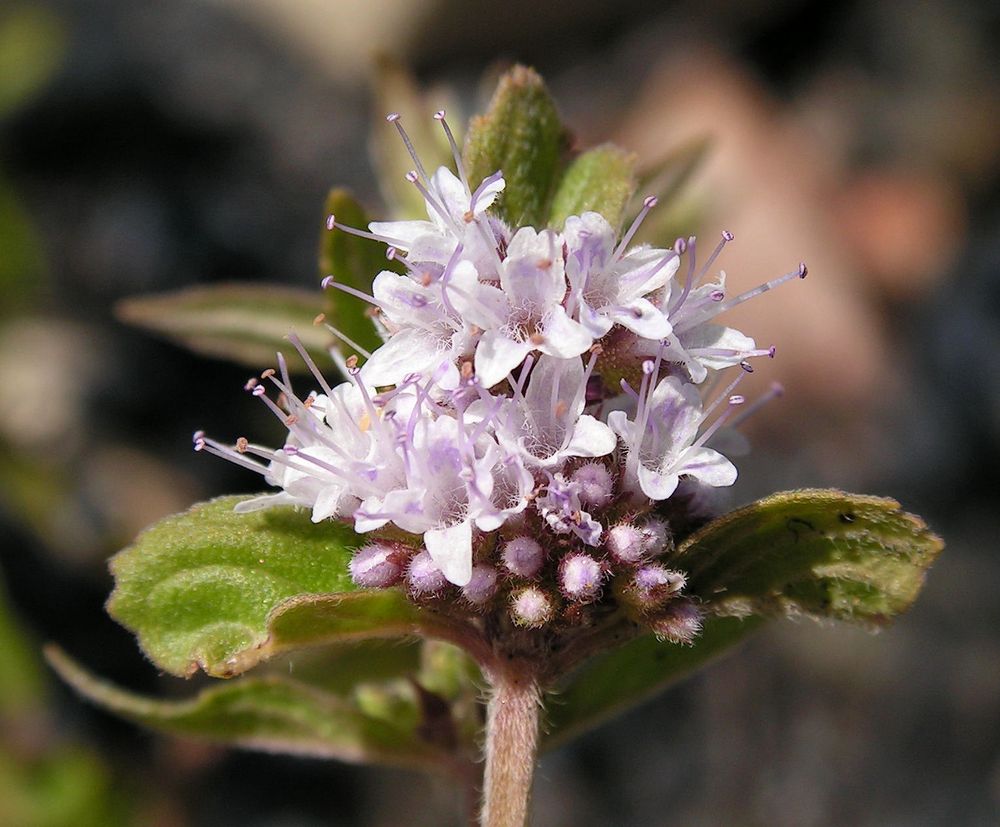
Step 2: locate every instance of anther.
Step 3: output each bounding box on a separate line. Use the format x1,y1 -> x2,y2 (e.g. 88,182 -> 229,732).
325,214 -> 335,231
740,361 -> 754,373
722,230 -> 735,242
235,437 -> 249,453
321,275 -> 335,289
312,313 -> 326,325
798,262 -> 808,278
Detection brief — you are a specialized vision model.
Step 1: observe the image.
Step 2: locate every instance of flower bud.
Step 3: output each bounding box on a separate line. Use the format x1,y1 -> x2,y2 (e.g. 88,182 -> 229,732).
407,550 -> 448,597
502,536 -> 545,578
639,519 -> 672,557
462,564 -> 499,606
630,564 -> 686,610
571,462 -> 614,509
510,586 -> 555,628
649,599 -> 703,645
558,553 -> 604,603
349,543 -> 405,588
605,523 -> 647,565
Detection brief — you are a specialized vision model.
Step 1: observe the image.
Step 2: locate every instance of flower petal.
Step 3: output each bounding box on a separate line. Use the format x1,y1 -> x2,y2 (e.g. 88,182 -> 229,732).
424,519 -> 473,586
475,330 -> 531,389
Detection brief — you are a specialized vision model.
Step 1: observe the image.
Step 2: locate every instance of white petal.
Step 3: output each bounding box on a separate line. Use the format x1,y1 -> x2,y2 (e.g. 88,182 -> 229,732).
311,485 -> 346,522
475,330 -> 531,388
361,329 -> 447,386
611,298 -> 672,339
538,306 -> 593,358
565,415 -> 617,458
470,171 -> 505,215
677,447 -> 738,487
637,465 -> 681,500
500,227 -> 566,309
233,492 -> 299,513
424,519 -> 473,586
368,219 -> 436,248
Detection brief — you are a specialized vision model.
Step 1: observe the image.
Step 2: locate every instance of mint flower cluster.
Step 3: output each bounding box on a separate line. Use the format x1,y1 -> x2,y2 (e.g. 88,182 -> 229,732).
194,112 -> 804,637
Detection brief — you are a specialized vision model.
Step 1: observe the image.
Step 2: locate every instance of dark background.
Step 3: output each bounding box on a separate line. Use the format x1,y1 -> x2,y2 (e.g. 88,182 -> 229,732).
1,0 -> 998,824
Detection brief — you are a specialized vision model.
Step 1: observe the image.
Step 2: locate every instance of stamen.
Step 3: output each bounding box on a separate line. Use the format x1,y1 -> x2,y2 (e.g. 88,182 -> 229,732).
692,394 -> 745,449
668,236 -> 699,315
321,277 -> 381,309
694,230 -> 734,285
326,215 -> 413,249
714,263 -> 808,314
386,113 -> 429,183
434,109 -> 469,192
613,195 -> 658,260
406,170 -> 460,232
728,381 -> 784,429
287,332 -> 335,396
320,322 -> 374,360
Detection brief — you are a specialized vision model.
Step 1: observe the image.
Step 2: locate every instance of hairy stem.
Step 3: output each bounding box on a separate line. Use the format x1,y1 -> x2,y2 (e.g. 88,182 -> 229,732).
480,665 -> 541,827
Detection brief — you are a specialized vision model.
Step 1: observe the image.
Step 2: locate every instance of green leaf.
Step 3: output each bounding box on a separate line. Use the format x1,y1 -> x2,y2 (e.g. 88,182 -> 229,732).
46,647 -> 459,773
319,188 -> 394,357
549,144 -> 637,230
463,65 -> 569,228
115,283 -> 330,373
675,490 -> 944,624
107,496 -> 432,678
542,616 -> 761,749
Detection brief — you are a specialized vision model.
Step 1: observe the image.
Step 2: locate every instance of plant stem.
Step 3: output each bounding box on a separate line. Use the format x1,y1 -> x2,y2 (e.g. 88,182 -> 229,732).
480,664 -> 540,827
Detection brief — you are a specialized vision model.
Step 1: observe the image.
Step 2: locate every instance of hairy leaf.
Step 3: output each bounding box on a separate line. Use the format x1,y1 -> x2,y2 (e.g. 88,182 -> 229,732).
47,647 -> 458,773
543,616 -> 761,749
549,144 -> 637,230
106,497 -> 434,678
676,490 -> 944,624
463,65 -> 569,227
116,283 -> 329,372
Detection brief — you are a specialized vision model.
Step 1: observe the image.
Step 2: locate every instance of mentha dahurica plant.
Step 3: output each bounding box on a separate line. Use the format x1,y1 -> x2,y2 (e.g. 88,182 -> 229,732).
49,66 -> 943,827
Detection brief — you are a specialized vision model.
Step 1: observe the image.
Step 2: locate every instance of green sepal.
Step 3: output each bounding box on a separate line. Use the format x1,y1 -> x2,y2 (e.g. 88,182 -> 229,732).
115,283 -> 330,373
549,144 -> 637,230
106,497 -> 435,678
462,65 -> 569,228
319,188 -> 398,358
542,616 -> 761,749
677,489 -> 944,624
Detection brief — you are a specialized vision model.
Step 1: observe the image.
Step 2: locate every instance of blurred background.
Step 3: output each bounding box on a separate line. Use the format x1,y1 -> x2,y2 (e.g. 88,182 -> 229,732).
0,0 -> 998,824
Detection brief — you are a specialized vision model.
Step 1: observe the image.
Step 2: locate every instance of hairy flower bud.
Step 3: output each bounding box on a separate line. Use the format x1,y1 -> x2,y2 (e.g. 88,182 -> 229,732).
649,599 -> 703,645
462,564 -> 499,606
502,536 -> 545,578
606,523 -> 647,565
630,564 -> 686,610
407,550 -> 448,597
571,462 -> 614,509
510,586 -> 555,628
349,543 -> 405,588
558,553 -> 604,603
639,519 -> 672,557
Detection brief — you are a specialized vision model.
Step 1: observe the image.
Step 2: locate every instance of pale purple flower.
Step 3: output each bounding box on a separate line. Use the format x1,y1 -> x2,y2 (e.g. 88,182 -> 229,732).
563,210 -> 677,340
609,362 -> 738,501
492,354 -> 615,469
473,227 -> 592,388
